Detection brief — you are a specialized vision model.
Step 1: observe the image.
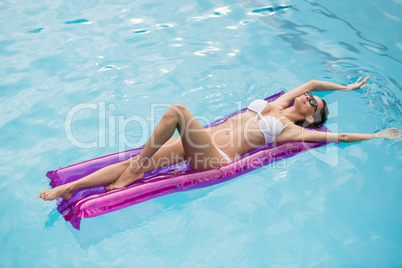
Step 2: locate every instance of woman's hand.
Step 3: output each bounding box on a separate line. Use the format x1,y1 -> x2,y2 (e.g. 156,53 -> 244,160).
344,76 -> 370,91
374,128 -> 402,140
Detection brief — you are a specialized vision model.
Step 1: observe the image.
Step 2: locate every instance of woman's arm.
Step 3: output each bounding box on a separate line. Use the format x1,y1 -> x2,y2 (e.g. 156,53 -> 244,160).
311,76 -> 369,92
276,126 -> 401,143
271,77 -> 369,108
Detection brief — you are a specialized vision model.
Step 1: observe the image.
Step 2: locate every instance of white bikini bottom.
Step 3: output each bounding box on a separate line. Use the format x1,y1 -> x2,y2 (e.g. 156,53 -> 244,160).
214,145 -> 233,163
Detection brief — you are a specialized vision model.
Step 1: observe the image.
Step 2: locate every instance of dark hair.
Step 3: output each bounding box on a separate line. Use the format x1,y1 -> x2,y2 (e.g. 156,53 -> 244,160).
295,99 -> 329,128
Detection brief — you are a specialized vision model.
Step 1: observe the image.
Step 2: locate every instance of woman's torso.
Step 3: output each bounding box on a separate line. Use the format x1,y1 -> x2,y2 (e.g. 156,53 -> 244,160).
208,101 -> 292,159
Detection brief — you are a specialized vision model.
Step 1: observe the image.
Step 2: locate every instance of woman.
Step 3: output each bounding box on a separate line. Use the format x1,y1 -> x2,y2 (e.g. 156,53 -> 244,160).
39,77 -> 401,200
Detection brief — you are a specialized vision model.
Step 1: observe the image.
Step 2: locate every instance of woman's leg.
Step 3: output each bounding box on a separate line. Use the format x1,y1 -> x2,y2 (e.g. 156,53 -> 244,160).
40,103 -> 227,199
106,103 -> 229,190
39,160 -> 131,200
39,136 -> 186,201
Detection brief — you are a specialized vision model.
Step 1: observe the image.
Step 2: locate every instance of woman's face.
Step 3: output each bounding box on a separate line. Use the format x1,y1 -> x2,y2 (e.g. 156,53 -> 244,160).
294,92 -> 324,116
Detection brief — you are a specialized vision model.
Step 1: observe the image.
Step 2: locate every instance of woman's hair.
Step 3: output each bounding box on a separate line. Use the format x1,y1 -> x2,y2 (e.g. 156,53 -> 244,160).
295,99 -> 329,128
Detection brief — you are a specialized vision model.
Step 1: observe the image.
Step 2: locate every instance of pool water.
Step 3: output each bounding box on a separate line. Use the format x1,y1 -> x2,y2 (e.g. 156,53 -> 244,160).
1,0 -> 401,266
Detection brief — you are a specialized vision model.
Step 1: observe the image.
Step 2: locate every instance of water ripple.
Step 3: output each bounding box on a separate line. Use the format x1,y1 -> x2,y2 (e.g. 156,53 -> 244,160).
307,0 -> 401,64
133,29 -> 150,34
65,19 -> 91,24
29,28 -> 44,33
156,23 -> 174,29
252,5 -> 293,13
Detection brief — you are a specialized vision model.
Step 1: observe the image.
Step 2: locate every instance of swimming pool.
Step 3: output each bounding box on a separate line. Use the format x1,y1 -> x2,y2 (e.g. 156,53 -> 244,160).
1,0 -> 401,266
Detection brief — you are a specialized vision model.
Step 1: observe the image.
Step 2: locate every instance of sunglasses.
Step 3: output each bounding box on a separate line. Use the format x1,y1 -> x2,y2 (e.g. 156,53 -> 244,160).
305,91 -> 318,110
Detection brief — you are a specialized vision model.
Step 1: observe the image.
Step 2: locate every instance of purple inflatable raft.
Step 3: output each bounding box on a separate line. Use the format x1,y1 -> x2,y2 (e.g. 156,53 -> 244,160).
46,92 -> 334,230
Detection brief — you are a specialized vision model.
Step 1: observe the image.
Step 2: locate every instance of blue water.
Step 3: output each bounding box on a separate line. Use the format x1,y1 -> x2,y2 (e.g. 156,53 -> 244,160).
1,0 -> 401,266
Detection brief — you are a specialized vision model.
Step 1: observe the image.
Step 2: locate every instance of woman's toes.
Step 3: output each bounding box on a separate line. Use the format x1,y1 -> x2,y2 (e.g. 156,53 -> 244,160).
105,184 -> 120,191
105,185 -> 112,191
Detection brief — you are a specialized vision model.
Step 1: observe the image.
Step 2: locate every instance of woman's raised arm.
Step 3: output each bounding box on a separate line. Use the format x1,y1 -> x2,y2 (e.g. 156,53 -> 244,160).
276,126 -> 401,143
312,76 -> 370,92
271,77 -> 370,108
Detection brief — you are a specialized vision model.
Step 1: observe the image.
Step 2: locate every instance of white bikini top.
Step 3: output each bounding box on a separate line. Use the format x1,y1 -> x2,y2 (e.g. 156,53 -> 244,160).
247,99 -> 293,144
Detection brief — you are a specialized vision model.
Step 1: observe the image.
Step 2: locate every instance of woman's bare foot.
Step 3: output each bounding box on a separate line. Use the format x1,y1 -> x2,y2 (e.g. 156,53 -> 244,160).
39,184 -> 74,201
105,158 -> 144,191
